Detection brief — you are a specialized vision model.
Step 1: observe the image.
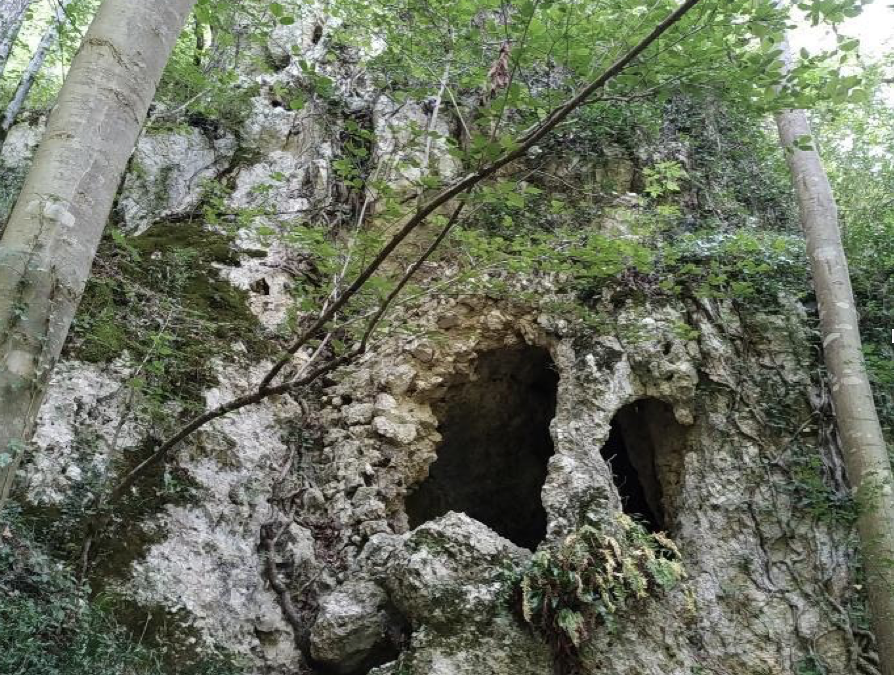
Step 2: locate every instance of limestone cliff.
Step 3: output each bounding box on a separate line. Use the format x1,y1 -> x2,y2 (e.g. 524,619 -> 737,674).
0,9 -> 876,675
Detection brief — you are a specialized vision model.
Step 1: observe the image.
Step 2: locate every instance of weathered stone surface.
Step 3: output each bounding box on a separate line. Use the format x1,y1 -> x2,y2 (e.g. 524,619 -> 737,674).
128,362 -> 307,672
355,514 -> 551,675
310,580 -> 392,673
372,415 -> 418,443
397,619 -> 552,675
0,115 -> 44,170
373,98 -> 461,196
22,282 -> 860,675
0,115 -> 45,221
227,99 -> 333,222
23,358 -> 140,505
118,128 -> 235,234
365,513 -> 528,625
343,402 -> 375,425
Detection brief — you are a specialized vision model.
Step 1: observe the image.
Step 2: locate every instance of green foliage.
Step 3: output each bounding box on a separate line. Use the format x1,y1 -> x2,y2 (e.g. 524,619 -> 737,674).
333,0 -> 873,154
0,510 -> 243,675
655,229 -> 809,302
786,452 -> 858,525
154,39 -> 258,132
514,515 -> 685,668
643,161 -> 687,200
796,655 -> 828,675
0,0 -> 99,110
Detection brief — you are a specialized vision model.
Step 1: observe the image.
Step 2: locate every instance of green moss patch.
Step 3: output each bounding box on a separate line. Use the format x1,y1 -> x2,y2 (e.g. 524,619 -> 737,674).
69,220 -> 271,407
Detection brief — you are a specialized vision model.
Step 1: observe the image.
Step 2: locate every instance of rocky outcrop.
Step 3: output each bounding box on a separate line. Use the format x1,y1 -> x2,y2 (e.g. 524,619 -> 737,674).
18,251 -> 865,675
117,127 -> 237,234
0,112 -> 45,224
309,579 -> 397,673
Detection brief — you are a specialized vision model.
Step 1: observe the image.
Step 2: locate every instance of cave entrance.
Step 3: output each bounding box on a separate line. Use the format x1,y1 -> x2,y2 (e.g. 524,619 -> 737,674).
406,345 -> 558,550
600,399 -> 686,532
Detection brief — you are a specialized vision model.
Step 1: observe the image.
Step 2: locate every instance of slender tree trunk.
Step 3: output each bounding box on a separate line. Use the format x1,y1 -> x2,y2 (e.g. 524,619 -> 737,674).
774,35 -> 894,675
193,16 -> 205,67
0,0 -> 31,80
0,0 -> 73,142
0,0 -> 197,509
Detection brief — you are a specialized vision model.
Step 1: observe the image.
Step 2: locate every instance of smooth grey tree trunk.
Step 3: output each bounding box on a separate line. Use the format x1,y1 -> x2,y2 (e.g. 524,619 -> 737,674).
0,0 -> 31,80
0,0 -> 73,140
775,35 -> 894,675
0,0 -> 197,508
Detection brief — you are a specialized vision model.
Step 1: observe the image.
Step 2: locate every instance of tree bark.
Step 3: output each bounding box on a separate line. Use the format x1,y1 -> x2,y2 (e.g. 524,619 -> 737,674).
0,0 -> 197,509
0,0 -> 73,142
774,38 -> 894,675
0,0 -> 31,81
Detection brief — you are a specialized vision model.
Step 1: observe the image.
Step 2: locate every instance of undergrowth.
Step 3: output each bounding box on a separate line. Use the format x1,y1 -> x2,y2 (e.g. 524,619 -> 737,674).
0,508 -> 244,675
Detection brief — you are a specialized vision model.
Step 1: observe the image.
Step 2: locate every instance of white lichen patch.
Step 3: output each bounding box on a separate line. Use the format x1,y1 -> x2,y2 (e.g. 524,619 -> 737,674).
24,357 -> 140,505
129,360 -> 306,670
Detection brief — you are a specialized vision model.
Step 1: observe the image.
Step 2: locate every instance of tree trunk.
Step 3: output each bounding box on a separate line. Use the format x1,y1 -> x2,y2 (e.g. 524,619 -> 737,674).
193,16 -> 205,67
774,39 -> 894,675
0,0 -> 31,80
0,0 -> 197,509
0,0 -> 73,142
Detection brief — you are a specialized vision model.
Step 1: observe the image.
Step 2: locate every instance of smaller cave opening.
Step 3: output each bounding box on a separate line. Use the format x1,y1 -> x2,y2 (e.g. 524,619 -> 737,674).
405,345 -> 558,550
599,399 -> 686,533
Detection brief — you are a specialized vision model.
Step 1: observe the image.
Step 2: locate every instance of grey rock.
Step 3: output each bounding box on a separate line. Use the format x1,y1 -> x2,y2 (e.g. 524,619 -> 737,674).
310,580 -> 392,673
372,415 -> 417,444
371,513 -> 528,627
118,128 -> 235,234
343,402 -> 375,425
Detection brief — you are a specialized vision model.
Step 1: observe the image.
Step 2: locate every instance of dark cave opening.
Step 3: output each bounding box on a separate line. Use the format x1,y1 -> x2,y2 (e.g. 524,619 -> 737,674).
405,345 -> 559,550
600,399 -> 686,533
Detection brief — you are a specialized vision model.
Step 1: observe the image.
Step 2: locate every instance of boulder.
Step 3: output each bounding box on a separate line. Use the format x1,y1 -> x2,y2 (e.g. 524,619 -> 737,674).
310,580 -> 394,673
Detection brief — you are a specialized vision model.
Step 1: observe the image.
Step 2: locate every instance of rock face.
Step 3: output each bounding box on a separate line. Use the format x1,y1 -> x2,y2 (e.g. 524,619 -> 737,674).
118,127 -> 237,234
0,113 -> 45,222
10,5 -> 872,675
127,362 -> 308,670
25,285 -> 863,674
310,580 -> 396,673
289,293 -> 859,675
22,358 -> 140,505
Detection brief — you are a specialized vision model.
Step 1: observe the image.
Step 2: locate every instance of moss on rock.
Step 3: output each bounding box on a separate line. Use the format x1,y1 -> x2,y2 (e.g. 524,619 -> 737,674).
69,220 -> 271,406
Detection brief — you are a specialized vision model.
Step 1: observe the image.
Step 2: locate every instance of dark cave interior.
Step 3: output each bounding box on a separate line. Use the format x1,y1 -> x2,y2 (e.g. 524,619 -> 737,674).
600,398 -> 687,533
405,345 -> 559,550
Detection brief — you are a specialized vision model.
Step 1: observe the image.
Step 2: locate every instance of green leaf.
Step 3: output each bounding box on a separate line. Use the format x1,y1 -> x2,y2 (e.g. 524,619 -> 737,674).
793,134 -> 814,151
